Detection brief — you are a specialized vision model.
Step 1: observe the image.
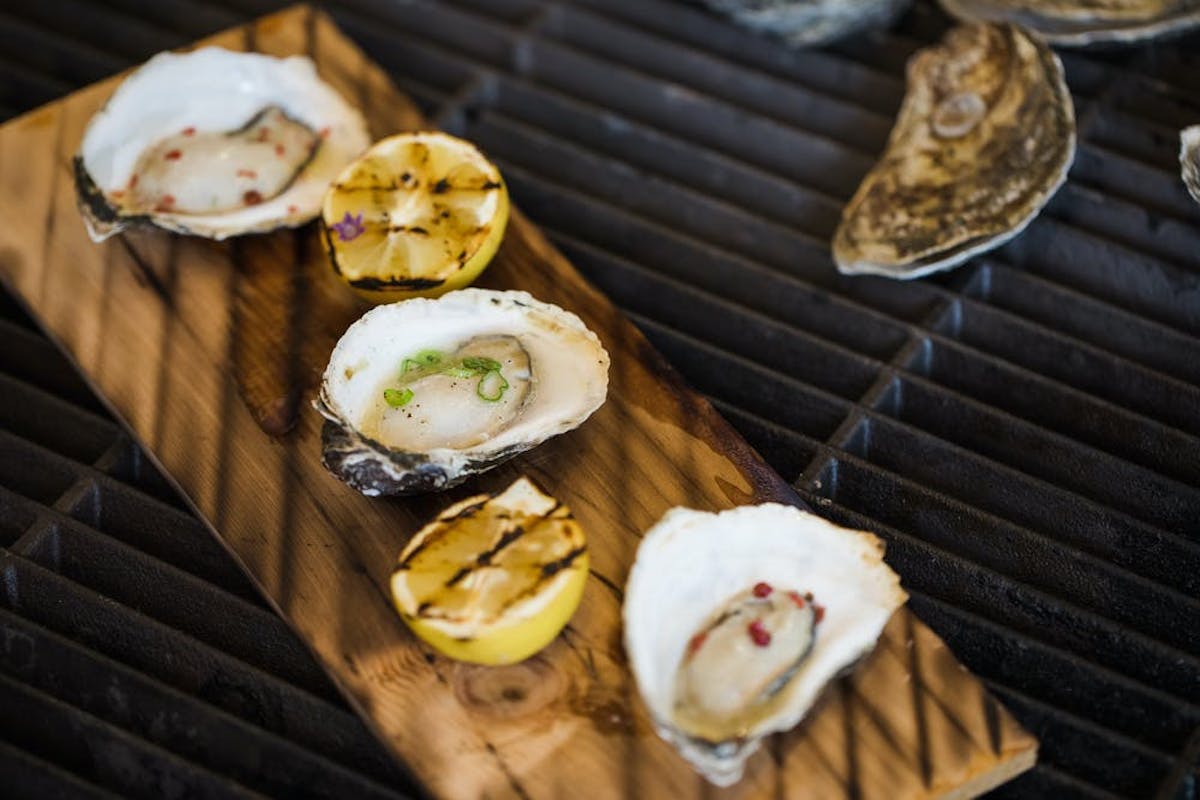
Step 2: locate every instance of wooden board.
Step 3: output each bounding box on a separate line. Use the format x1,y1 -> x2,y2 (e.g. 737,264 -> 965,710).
0,7 -> 1036,798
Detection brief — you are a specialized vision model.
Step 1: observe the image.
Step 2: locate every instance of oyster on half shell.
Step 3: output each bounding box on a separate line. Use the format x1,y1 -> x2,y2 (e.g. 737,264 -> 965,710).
624,504 -> 906,786
75,47 -> 370,241
833,23 -> 1075,279
317,289 -> 609,496
938,0 -> 1200,46
698,0 -> 912,47
1182,126 -> 1200,206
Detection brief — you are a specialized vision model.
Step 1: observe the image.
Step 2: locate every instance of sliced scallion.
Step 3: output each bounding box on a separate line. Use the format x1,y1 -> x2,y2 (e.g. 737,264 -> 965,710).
384,387 -> 414,407
462,356 -> 502,373
476,369 -> 508,402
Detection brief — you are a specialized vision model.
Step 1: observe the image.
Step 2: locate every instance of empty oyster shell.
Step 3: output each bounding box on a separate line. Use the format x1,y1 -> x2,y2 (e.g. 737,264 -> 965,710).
698,0 -> 912,47
938,0 -> 1200,46
623,504 -> 906,786
317,289 -> 609,495
1183,126 -> 1200,206
833,23 -> 1075,279
75,47 -> 370,241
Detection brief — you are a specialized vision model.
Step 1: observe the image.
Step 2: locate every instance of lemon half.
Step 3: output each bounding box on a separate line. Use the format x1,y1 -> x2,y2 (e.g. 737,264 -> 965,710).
391,477 -> 588,665
322,131 -> 509,302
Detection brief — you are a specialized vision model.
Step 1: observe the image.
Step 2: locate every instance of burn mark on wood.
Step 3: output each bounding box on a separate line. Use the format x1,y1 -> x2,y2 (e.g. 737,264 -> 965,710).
484,742 -> 533,800
242,19 -> 258,52
116,237 -> 173,306
589,569 -> 624,601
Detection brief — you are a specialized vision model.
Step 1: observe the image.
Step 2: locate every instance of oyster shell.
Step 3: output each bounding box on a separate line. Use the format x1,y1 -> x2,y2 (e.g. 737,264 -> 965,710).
1182,126 -> 1200,206
623,504 -> 906,786
833,23 -> 1075,279
317,289 -> 610,495
938,0 -> 1200,46
698,0 -> 912,47
76,47 -> 370,241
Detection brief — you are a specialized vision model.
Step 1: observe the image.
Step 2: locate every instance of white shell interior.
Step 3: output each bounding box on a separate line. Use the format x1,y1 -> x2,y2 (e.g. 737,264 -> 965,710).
623,504 -> 907,786
79,46 -> 370,240
320,289 -> 609,474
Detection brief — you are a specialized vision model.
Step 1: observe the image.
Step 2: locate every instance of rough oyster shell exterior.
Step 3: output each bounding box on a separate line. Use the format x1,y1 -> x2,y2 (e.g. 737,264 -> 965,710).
938,0 -> 1200,46
699,0 -> 912,47
833,23 -> 1075,279
1182,126 -> 1200,206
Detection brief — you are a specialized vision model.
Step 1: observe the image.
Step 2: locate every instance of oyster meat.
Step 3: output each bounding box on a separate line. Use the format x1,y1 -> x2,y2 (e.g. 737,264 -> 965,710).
317,289 -> 610,495
1183,126 -> 1200,206
76,47 -> 370,241
938,0 -> 1200,46
833,23 -> 1075,279
698,0 -> 912,47
623,504 -> 906,786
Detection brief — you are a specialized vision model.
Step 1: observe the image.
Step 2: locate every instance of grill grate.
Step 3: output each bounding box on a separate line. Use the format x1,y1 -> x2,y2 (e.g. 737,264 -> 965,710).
1,1 -> 1199,797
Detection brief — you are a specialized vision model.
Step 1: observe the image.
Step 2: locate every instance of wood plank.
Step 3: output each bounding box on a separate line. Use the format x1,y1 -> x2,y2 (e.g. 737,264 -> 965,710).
0,7 -> 1036,798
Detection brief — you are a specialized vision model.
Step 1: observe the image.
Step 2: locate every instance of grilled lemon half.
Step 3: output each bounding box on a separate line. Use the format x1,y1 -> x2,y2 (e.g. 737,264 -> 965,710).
322,131 -> 509,302
390,477 -> 588,665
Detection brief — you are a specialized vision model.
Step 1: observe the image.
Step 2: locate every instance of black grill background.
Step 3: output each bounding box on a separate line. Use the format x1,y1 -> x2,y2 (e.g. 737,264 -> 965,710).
1,1 -> 1199,798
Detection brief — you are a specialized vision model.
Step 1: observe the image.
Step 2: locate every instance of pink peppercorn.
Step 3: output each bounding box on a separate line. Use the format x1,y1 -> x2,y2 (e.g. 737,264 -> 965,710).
752,582 -> 773,598
748,619 -> 771,647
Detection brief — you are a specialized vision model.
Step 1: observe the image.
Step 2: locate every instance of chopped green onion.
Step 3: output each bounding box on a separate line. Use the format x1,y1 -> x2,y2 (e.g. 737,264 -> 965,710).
476,369 -> 508,402
462,356 -> 502,373
384,387 -> 414,407
396,350 -> 508,402
402,349 -> 444,374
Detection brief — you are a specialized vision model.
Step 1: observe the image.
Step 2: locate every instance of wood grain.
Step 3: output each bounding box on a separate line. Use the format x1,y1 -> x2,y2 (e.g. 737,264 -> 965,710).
0,7 -> 1036,798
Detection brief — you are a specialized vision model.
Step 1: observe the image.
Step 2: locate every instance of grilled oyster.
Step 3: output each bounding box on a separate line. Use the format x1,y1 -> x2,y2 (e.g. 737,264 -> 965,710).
1183,126 -> 1200,206
698,0 -> 912,47
317,289 -> 609,495
833,23 -> 1075,279
76,47 -> 370,241
938,0 -> 1200,46
624,504 -> 906,786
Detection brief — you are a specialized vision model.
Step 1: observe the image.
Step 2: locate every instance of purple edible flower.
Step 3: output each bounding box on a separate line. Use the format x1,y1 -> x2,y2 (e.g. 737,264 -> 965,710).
330,211 -> 365,242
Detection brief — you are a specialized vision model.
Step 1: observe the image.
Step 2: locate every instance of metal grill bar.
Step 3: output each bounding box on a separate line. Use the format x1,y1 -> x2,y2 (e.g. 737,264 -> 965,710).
0,0 -> 1198,797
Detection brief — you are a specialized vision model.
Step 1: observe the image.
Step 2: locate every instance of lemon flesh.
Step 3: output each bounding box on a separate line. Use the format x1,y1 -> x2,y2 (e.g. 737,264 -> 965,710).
391,477 -> 588,665
322,132 -> 509,302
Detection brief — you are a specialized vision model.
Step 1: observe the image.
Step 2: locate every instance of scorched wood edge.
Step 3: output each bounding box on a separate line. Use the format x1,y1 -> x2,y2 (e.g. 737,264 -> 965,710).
0,6 -> 1036,798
